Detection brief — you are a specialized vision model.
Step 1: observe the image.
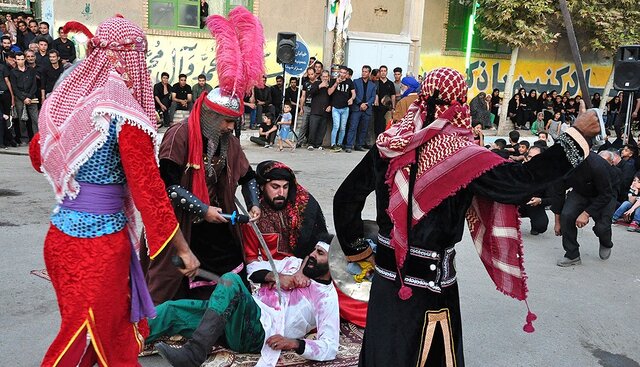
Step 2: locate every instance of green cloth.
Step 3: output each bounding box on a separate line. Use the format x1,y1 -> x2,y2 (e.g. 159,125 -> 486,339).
147,273 -> 265,353
531,120 -> 540,135
192,83 -> 213,101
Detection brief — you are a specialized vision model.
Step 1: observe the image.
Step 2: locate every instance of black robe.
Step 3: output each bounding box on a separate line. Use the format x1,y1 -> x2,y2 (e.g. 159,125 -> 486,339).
334,135 -> 585,366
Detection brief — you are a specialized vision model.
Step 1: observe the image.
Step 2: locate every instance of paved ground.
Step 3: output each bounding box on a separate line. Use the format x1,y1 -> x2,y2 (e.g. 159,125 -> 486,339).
1,138 -> 639,367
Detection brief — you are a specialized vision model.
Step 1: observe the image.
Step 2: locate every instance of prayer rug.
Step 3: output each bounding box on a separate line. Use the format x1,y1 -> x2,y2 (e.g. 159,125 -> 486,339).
141,321 -> 363,367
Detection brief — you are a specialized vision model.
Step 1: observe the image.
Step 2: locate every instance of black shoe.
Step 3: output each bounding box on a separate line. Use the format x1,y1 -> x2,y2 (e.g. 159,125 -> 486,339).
354,146 -> 365,151
363,144 -> 372,149
345,148 -> 352,153
530,229 -> 539,235
599,245 -> 611,260
9,141 -> 17,147
156,309 -> 225,367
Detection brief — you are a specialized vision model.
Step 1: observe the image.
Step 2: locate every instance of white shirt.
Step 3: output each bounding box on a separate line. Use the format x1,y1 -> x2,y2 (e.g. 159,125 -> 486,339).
247,257 -> 340,367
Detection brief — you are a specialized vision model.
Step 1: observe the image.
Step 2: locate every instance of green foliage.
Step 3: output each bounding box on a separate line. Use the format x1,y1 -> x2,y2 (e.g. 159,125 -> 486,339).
567,0 -> 640,55
475,0 -> 559,49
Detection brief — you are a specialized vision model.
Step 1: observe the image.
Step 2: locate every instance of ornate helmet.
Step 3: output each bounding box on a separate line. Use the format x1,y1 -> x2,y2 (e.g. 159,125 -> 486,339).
204,6 -> 266,117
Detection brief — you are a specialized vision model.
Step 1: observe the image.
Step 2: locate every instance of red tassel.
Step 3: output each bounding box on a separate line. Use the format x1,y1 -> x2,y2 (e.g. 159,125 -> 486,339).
523,321 -> 535,333
526,311 -> 537,323
398,285 -> 413,300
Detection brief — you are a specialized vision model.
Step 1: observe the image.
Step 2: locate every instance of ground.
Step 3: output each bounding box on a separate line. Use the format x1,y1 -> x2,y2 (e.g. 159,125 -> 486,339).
0,139 -> 639,367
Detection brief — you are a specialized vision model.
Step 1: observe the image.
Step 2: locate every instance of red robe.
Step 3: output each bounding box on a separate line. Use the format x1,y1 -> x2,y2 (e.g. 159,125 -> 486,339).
32,125 -> 179,367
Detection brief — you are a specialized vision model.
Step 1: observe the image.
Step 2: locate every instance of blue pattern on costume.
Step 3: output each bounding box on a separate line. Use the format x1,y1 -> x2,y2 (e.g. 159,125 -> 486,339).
51,118 -> 128,238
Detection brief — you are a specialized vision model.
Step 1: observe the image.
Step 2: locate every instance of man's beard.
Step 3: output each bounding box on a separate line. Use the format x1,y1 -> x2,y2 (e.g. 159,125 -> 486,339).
264,195 -> 287,210
302,256 -> 329,279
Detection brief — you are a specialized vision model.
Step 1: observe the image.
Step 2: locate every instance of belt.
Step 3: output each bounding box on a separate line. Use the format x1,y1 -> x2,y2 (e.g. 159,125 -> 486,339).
375,234 -> 457,293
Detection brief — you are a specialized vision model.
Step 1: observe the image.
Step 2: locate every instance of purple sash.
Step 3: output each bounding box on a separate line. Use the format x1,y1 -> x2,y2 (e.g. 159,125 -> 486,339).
60,182 -> 156,322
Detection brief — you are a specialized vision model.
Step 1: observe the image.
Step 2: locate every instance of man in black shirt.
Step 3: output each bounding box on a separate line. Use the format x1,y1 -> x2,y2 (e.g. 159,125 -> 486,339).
40,49 -> 63,100
307,70 -> 331,149
555,152 -> 617,266
170,73 -> 192,120
284,76 -> 299,122
373,65 -> 396,136
269,75 -> 284,118
16,21 -> 35,51
35,36 -> 50,69
0,61 -> 13,147
10,52 -> 38,143
614,90 -> 640,141
252,75 -> 271,129
297,67 -> 317,147
154,72 -> 172,127
38,21 -> 54,45
53,27 -> 76,65
328,65 -> 355,152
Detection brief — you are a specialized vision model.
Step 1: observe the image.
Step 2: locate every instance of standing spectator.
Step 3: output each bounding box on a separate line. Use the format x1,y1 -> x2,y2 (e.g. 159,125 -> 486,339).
307,70 -> 331,150
38,21 -> 54,45
614,90 -> 640,141
298,67 -> 317,147
284,76 -> 299,122
327,65 -> 354,152
170,73 -> 192,120
269,75 -> 284,118
16,20 -> 34,51
490,88 -> 501,127
346,65 -> 376,152
24,50 -> 38,74
34,36 -> 49,68
5,14 -> 17,43
392,67 -> 402,100
606,94 -> 621,129
52,27 -> 76,64
0,57 -> 13,147
153,72 -> 172,127
191,73 -> 212,101
28,20 -> 39,37
1,35 -> 19,63
313,61 -> 323,79
200,0 -> 209,29
277,103 -> 295,152
470,92 -> 491,129
545,111 -> 562,140
10,52 -> 38,143
373,65 -> 395,137
40,49 -> 62,100
249,111 -> 277,147
253,75 -> 271,129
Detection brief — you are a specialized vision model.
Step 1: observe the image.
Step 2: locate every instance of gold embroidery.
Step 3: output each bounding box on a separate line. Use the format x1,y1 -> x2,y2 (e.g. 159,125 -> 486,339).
416,308 -> 456,367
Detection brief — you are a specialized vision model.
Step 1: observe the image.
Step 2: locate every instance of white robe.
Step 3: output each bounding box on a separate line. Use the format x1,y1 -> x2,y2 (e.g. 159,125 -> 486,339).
247,257 -> 340,367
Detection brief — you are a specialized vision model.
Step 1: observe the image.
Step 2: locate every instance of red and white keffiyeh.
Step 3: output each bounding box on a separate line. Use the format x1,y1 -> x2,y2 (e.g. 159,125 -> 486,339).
376,67 -> 535,331
38,16 -> 157,203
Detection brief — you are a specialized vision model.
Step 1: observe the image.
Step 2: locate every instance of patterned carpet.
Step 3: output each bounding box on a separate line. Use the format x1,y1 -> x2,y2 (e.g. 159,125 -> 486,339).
30,269 -> 363,366
141,321 -> 363,367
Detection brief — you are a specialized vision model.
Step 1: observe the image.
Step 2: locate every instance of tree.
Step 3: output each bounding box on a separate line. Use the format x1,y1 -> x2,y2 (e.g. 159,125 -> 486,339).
475,1 -> 559,134
568,0 -> 640,109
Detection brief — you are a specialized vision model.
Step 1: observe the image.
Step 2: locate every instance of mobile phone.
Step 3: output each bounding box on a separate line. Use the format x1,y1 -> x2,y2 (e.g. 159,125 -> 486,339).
589,108 -> 607,147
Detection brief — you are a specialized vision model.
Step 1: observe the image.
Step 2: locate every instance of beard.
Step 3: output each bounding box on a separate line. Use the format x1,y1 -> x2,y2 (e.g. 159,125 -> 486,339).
265,195 -> 287,210
302,256 -> 329,279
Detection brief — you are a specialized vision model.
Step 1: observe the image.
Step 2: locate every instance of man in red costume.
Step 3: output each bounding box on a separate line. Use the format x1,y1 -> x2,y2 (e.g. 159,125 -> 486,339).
243,160 -> 368,327
143,6 -> 265,304
30,16 -> 199,367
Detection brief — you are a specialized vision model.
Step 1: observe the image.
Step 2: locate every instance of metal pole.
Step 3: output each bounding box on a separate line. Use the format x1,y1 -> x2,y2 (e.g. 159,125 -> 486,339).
559,0 -> 592,108
623,91 -> 634,144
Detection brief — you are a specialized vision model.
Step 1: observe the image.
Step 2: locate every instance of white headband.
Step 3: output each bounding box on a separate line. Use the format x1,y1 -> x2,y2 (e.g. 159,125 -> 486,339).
317,241 -> 330,252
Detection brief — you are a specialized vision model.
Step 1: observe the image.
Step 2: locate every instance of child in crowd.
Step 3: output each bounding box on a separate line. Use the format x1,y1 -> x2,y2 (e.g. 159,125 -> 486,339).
612,173 -> 640,232
257,112 -> 277,148
530,112 -> 545,135
545,111 -> 562,140
559,118 -> 570,134
277,103 -> 295,152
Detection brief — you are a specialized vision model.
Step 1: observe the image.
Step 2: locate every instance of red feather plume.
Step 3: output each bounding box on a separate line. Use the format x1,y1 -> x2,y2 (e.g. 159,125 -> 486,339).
228,6 -> 265,93
62,21 -> 94,38
206,15 -> 243,97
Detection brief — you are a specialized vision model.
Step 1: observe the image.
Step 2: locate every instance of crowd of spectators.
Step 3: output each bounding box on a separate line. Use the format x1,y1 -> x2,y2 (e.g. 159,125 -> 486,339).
0,13 -> 75,149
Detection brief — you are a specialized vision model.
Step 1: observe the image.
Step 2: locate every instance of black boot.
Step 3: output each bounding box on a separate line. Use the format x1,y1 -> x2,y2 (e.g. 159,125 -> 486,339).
155,309 -> 226,367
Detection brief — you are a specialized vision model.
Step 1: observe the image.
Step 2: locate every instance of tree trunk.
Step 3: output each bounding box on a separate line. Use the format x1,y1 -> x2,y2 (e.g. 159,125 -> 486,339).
599,63 -> 615,110
497,47 -> 519,135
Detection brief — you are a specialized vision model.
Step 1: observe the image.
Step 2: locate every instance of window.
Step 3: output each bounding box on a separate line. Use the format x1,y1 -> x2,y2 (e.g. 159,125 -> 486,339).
444,0 -> 510,54
148,0 -> 253,32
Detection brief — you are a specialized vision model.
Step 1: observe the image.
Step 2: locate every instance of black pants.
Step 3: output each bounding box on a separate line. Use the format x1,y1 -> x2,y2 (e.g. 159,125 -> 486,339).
308,114 -> 327,148
249,132 -> 275,146
519,205 -> 549,233
560,190 -> 615,260
0,92 -> 11,146
373,105 -> 389,137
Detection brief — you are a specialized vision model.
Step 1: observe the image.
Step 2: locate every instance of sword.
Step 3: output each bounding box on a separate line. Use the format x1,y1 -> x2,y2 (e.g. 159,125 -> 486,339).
172,255 -> 221,283
234,197 -> 284,306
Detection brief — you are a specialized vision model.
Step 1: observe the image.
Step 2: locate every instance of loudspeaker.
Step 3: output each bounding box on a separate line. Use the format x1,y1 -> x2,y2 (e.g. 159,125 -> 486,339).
276,32 -> 296,64
614,45 -> 640,91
